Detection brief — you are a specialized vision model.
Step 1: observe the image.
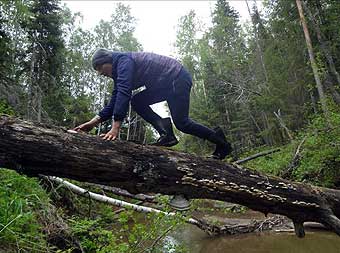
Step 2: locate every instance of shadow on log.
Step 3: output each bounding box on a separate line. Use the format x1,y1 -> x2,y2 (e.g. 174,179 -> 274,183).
1,115 -> 340,237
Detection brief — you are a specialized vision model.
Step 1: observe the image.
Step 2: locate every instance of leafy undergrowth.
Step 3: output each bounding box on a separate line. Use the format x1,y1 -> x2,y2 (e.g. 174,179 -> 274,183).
242,144 -> 294,176
241,109 -> 340,188
60,185 -> 188,253
67,210 -> 187,253
0,169 -> 54,252
0,170 -> 189,252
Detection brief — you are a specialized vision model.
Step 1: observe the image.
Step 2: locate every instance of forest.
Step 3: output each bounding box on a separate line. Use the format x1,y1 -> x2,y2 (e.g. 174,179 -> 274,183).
1,0 -> 340,252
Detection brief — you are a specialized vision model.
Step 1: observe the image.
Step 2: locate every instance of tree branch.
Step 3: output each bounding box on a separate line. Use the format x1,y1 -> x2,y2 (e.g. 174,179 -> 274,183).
234,148 -> 281,165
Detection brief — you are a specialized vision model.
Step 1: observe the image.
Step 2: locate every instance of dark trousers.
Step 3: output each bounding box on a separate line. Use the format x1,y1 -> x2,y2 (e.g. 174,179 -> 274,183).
131,68 -> 214,139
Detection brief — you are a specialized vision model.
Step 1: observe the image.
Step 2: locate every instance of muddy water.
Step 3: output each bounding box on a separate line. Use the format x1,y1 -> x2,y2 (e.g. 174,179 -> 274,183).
158,200 -> 340,252
167,225 -> 340,253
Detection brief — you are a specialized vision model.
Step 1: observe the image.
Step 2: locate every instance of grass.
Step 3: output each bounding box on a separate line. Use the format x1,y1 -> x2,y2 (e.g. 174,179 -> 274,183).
0,169 -> 53,252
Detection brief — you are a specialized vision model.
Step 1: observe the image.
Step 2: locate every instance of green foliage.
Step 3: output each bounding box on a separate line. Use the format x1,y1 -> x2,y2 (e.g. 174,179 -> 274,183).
242,103 -> 340,188
62,94 -> 96,128
293,108 -> 340,187
0,170 -> 189,252
244,145 -> 294,176
67,203 -> 187,252
0,100 -> 16,116
174,0 -> 340,156
0,169 -> 52,252
41,181 -> 186,252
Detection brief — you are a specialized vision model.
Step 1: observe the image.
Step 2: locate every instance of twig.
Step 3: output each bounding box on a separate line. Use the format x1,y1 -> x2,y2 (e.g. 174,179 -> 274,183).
0,214 -> 22,234
131,211 -> 170,253
281,136 -> 307,179
234,148 -> 281,164
148,225 -> 175,253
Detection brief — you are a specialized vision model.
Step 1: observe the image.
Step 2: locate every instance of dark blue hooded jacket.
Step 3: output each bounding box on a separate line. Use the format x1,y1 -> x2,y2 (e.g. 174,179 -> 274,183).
98,52 -> 183,121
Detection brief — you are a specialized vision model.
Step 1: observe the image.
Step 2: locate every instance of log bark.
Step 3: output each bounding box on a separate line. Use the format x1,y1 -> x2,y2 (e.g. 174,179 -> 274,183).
1,115 -> 340,237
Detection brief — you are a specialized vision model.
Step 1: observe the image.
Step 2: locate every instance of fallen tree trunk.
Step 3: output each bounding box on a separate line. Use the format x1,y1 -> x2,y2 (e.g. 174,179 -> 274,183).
1,115 -> 340,237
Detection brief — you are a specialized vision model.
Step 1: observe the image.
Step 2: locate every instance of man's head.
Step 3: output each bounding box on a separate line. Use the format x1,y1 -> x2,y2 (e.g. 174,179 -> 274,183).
92,48 -> 113,77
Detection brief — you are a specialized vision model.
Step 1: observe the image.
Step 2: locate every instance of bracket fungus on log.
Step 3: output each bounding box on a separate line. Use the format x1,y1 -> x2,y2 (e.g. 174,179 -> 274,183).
1,115 -> 340,237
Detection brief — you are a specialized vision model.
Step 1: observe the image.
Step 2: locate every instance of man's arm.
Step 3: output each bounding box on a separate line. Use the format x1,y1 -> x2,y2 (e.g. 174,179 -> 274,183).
98,88 -> 118,122
101,56 -> 135,141
73,115 -> 102,132
112,56 -> 135,121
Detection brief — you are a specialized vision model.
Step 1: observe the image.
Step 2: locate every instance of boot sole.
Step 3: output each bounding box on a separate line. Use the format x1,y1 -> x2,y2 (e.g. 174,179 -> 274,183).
162,140 -> 179,147
151,139 -> 179,147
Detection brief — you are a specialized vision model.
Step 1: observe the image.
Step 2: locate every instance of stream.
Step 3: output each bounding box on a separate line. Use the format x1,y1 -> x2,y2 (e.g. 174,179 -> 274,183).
166,225 -> 340,253
163,201 -> 340,252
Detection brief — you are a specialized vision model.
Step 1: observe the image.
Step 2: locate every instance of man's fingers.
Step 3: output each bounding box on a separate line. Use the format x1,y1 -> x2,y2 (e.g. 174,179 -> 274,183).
101,134 -> 116,141
108,135 -> 116,141
75,127 -> 86,133
101,134 -> 111,139
74,126 -> 86,132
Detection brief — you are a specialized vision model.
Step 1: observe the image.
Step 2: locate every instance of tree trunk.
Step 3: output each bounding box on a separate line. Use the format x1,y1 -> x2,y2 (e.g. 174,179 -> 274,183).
273,110 -> 293,141
302,0 -> 340,104
296,0 -> 329,120
1,115 -> 340,237
302,0 -> 340,85
28,48 -> 37,121
245,0 -> 269,86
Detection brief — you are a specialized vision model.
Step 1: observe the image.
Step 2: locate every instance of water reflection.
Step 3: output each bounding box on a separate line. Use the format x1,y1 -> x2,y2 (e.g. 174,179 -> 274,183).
170,225 -> 340,253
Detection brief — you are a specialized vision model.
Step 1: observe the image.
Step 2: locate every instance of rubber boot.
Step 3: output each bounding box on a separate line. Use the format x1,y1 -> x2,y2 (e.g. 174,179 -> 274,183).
207,127 -> 232,160
151,118 -> 179,147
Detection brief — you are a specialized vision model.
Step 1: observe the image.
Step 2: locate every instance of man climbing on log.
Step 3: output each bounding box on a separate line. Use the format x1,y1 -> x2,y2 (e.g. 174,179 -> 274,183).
73,49 -> 232,210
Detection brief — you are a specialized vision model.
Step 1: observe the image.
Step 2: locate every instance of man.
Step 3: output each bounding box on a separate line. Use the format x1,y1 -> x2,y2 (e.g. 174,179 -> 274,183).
74,49 -> 232,210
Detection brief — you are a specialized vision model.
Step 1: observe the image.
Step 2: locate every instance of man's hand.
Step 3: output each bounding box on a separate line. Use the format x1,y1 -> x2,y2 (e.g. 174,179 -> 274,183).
73,121 -> 95,132
73,116 -> 101,132
101,120 -> 121,141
